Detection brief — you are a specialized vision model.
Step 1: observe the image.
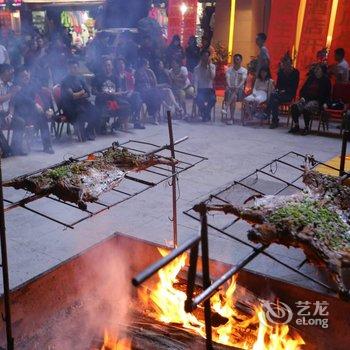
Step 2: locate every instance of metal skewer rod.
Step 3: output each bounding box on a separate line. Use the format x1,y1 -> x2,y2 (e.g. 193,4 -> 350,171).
167,111 -> 178,248
339,113 -> 350,176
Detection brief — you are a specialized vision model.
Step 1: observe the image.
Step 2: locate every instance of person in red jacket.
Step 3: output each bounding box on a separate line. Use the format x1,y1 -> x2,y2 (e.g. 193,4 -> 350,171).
115,57 -> 145,129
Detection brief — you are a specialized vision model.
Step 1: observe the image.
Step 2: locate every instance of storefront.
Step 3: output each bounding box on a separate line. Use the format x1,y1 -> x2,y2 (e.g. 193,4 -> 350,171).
0,0 -> 22,35
148,0 -> 168,39
22,0 -> 103,46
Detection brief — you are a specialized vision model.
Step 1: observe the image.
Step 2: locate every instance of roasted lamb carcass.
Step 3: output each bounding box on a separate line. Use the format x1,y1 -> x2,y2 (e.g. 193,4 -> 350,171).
204,193 -> 350,300
303,169 -> 350,210
3,147 -> 177,210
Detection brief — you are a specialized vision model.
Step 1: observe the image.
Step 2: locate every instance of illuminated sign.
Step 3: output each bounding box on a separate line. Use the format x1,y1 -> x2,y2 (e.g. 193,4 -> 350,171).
11,0 -> 22,6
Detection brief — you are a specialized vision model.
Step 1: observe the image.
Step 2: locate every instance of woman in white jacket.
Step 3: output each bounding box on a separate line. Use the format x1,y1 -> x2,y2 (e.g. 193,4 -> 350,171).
244,66 -> 274,104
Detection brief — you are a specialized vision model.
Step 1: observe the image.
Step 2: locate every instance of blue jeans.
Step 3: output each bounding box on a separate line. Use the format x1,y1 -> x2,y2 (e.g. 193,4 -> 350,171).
195,88 -> 216,121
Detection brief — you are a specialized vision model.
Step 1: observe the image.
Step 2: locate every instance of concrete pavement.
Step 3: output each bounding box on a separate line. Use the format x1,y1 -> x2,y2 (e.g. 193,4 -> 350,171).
0,111 -> 344,294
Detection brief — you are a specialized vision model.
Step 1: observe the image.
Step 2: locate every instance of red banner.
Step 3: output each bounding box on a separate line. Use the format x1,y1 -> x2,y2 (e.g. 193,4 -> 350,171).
329,0 -> 350,64
266,0 -> 300,78
296,0 -> 333,85
167,0 -> 197,46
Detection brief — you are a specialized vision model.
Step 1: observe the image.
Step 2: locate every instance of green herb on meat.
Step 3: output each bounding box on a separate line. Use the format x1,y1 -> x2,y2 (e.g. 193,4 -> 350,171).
47,165 -> 70,180
268,199 -> 350,250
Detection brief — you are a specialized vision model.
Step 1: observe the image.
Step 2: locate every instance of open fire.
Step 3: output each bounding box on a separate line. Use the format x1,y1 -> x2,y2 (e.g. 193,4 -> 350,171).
135,249 -> 305,350
101,248 -> 305,349
101,329 -> 131,350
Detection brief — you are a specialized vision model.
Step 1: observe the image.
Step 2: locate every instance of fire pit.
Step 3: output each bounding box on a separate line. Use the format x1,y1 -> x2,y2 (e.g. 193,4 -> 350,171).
0,234 -> 349,349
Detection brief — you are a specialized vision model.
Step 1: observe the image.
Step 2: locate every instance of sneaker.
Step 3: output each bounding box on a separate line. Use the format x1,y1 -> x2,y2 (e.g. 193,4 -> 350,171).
43,146 -> 55,154
134,123 -> 146,130
269,123 -> 277,129
288,125 -> 300,133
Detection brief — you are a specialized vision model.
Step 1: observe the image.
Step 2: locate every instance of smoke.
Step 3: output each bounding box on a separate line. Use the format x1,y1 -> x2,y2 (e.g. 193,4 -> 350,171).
103,0 -> 152,28
47,238 -> 132,349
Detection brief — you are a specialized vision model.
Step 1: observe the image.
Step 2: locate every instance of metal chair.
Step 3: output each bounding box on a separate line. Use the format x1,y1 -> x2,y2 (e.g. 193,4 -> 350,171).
318,83 -> 350,134
52,84 -> 73,139
241,101 -> 268,126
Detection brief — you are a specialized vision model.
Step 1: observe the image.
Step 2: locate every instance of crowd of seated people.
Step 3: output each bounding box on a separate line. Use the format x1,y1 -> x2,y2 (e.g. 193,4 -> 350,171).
0,29 -> 210,158
223,31 -> 348,134
0,26 -> 349,158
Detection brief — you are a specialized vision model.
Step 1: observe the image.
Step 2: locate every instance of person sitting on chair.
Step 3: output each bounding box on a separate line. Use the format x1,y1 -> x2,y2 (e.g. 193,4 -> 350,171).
11,66 -> 54,154
290,64 -> 331,135
243,66 -> 274,121
193,50 -> 216,122
135,58 -> 163,125
92,58 -> 131,133
169,59 -> 195,117
330,48 -> 349,83
269,53 -> 299,129
61,59 -> 97,141
153,59 -> 183,117
224,53 -> 247,124
0,64 -> 19,157
115,57 -> 145,130
244,66 -> 274,105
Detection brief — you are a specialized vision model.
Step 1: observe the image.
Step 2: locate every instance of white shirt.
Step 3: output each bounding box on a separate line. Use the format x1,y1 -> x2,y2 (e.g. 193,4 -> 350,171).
194,63 -> 216,89
336,59 -> 349,82
0,45 -> 9,65
0,78 -> 12,112
170,66 -> 191,89
226,66 -> 247,89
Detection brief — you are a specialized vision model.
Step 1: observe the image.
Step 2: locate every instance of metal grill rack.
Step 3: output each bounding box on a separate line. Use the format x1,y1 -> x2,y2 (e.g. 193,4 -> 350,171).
0,115 -> 206,350
2,139 -> 206,230
133,151 -> 349,350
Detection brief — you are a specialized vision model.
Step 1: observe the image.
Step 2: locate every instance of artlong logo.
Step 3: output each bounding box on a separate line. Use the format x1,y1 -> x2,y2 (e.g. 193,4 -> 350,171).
262,300 -> 293,325
261,300 -> 329,329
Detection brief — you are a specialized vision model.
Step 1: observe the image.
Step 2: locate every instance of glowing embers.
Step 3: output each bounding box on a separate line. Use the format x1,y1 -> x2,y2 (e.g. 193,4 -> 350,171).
100,330 -> 131,350
138,249 -> 305,350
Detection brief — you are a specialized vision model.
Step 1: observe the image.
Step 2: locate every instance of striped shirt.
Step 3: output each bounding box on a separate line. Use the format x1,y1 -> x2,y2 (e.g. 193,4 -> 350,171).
0,78 -> 12,113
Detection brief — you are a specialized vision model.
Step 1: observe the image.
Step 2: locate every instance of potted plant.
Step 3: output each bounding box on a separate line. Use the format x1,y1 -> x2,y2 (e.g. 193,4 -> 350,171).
211,41 -> 228,89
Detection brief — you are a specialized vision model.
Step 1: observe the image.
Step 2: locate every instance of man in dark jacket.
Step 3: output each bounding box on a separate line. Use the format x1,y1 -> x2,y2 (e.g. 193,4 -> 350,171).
290,64 -> 331,135
61,59 -> 97,141
269,54 -> 299,128
11,66 -> 54,154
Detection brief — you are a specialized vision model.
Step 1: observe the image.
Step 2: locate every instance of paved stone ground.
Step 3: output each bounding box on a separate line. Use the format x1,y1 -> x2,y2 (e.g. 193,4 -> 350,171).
0,103 -> 344,295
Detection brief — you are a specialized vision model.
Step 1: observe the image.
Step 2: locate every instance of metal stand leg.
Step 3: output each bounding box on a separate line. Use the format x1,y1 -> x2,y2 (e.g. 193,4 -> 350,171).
199,205 -> 213,350
0,157 -> 14,350
167,112 -> 178,247
185,243 -> 199,312
340,113 -> 350,176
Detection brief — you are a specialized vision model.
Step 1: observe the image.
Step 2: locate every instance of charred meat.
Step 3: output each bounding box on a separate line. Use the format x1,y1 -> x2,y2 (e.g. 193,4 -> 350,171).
200,171 -> 350,300
3,147 -> 177,209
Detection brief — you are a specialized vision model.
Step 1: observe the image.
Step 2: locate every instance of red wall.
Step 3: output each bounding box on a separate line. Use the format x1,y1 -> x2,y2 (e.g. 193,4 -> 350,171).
296,0 -> 333,84
167,0 -> 197,46
266,0 -> 300,78
329,0 -> 350,65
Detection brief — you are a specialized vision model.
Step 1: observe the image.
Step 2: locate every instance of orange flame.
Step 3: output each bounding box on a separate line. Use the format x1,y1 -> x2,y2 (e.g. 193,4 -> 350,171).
139,249 -> 305,349
101,329 -> 131,350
